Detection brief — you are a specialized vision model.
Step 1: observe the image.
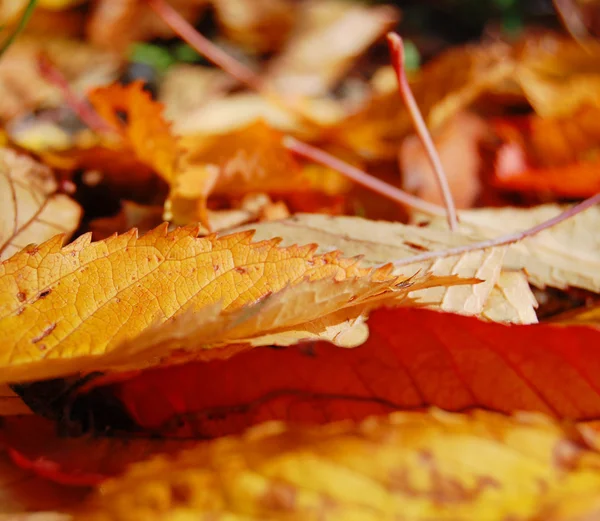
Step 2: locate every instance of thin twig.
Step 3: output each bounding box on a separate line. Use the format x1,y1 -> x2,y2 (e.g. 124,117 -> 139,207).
393,193 -> 600,267
386,33 -> 459,231
146,0 -> 264,91
37,54 -> 116,136
0,0 -> 37,58
283,136 -> 447,217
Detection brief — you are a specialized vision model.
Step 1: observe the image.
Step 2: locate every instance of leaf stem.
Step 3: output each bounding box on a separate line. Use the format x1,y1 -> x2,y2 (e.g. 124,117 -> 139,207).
386,33 -> 459,231
393,193 -> 600,267
0,0 -> 37,58
283,136 -> 447,217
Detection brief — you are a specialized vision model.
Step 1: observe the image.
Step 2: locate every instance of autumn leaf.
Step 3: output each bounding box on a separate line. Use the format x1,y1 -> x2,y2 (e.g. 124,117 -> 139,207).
86,0 -> 207,52
0,148 -> 81,261
423,204 -> 600,292
167,121 -> 307,225
76,409 -> 600,521
238,213 -> 535,321
335,41 -> 514,160
86,82 -> 179,183
1,416 -> 195,487
0,224 -> 449,383
265,0 -> 398,96
65,306 -> 600,442
0,36 -> 120,122
492,109 -> 600,197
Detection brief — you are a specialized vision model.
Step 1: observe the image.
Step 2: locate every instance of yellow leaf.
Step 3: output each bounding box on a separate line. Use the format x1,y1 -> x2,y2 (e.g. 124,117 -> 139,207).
77,410 -> 600,521
423,204 -> 600,292
234,213 -> 529,321
0,225 -> 424,383
0,148 -> 81,261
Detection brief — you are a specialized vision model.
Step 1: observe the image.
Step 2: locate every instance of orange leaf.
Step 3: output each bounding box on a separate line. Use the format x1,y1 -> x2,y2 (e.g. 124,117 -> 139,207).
493,110 -> 600,196
77,307 -> 600,441
0,225 -> 412,383
87,82 -> 179,182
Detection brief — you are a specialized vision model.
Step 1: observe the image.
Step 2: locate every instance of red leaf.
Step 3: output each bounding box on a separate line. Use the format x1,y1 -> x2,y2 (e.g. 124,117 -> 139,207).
84,307 -> 600,439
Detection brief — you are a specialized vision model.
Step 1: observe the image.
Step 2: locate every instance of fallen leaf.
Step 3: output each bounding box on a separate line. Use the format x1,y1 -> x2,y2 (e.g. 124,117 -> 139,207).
423,204 -> 600,292
159,64 -> 233,124
1,416 -> 196,486
0,148 -> 81,261
236,213 -> 527,320
76,409 -> 600,521
86,82 -> 179,183
492,109 -> 600,197
335,41 -> 514,160
266,0 -> 398,96
399,111 -> 488,209
515,33 -> 600,118
0,224 -> 431,383
88,201 -> 164,241
167,121 -> 306,225
86,0 -> 208,52
71,307 -> 598,439
212,0 -> 296,54
0,36 -> 120,122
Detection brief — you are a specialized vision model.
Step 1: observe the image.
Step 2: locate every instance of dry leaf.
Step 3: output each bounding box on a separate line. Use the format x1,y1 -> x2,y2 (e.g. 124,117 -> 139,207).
212,0 -> 296,53
0,224 -> 431,383
235,213 -> 528,320
0,36 -> 120,122
515,33 -> 600,118
399,111 -> 487,209
492,108 -> 600,197
335,41 -> 514,160
75,306 -> 600,442
86,0 -> 208,52
167,121 -> 306,225
266,0 -> 398,96
423,204 -> 600,292
77,409 -> 600,521
0,148 -> 81,261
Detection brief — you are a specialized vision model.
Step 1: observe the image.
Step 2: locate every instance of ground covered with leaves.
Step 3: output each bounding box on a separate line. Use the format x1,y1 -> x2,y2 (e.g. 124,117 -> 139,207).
2,0 -> 600,519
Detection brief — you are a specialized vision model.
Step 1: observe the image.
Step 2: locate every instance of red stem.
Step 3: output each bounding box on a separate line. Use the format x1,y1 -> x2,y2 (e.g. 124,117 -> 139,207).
393,193 -> 600,267
386,33 -> 459,231
283,136 -> 447,217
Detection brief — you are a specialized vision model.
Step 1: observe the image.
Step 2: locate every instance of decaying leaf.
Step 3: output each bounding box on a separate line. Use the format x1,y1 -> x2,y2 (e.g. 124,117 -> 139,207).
236,213 -> 536,321
423,204 -> 600,292
86,0 -> 208,52
1,416 -> 195,486
492,109 -> 600,197
334,40 -> 514,160
0,224 -> 447,383
76,306 -> 600,441
167,121 -> 306,225
212,0 -> 296,54
266,0 -> 398,96
77,409 -> 600,521
0,36 -> 120,122
399,111 -> 488,209
515,34 -> 600,118
0,148 -> 81,261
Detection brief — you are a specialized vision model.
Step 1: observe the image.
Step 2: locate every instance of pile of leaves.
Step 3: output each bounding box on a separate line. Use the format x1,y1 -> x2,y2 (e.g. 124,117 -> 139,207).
2,0 -> 600,519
